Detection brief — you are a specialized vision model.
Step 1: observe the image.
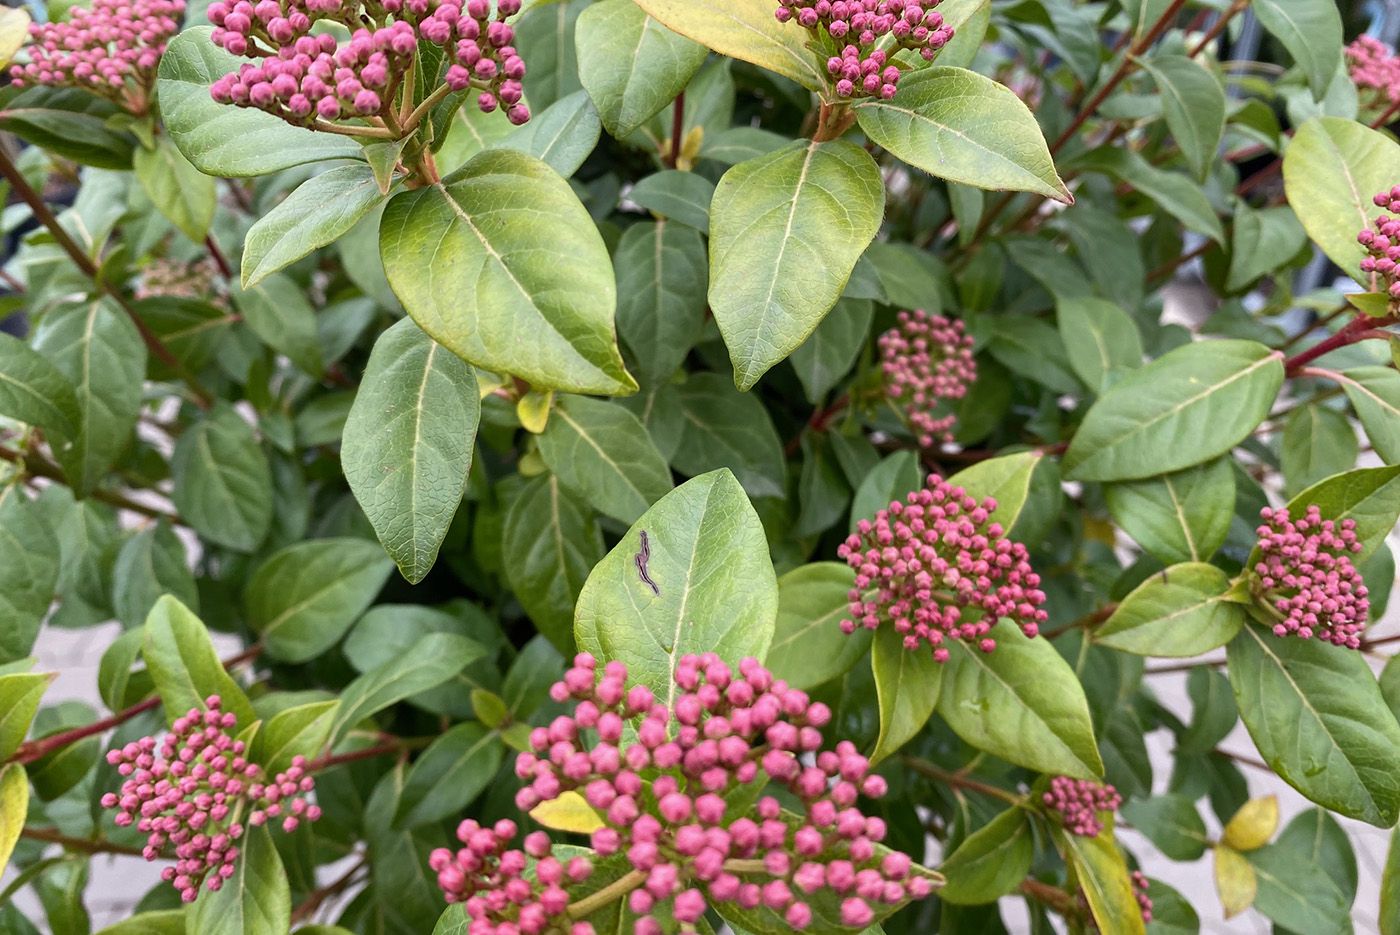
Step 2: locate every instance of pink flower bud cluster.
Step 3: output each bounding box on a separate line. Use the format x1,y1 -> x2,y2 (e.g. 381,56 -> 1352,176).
1131,870 -> 1153,923
1253,505 -> 1369,649
503,653 -> 932,932
1347,36 -> 1400,106
774,0 -> 952,101
8,0 -> 185,111
1041,776 -> 1121,838
1359,186 -> 1400,298
429,819 -> 596,935
100,696 -> 321,903
207,0 -> 529,129
837,475 -> 1046,662
878,309 -> 976,447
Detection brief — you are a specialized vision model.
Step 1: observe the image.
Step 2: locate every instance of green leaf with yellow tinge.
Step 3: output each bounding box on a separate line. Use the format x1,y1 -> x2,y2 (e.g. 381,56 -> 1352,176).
1223,795 -> 1279,851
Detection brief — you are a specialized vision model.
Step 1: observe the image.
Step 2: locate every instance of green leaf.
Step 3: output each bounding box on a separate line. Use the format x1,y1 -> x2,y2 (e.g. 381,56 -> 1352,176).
870,625 -> 943,764
241,164 -> 388,288
940,619 -> 1103,778
503,475 -> 604,654
380,149 -> 634,395
1281,464 -> 1400,560
141,596 -> 255,729
0,332 -> 78,439
32,300 -> 145,495
538,395 -> 674,525
344,603 -> 498,719
172,404 -> 274,553
853,66 -> 1070,202
709,139 -> 885,390
1337,366 -> 1400,463
1227,622 -> 1400,827
1063,339 -> 1284,482
575,469 -> 778,708
1253,0 -> 1343,100
576,0 -> 707,138
629,170 -> 714,234
1249,807 -> 1355,933
157,27 -> 361,176
132,137 -> 216,243
1281,404 -> 1358,497
630,0 -> 826,92
1384,827 -> 1400,935
789,297 -> 873,405
94,913 -> 185,935
515,0 -> 585,110
1061,830 -> 1146,935
0,673 -> 49,760
1056,296 -> 1143,393
393,722 -> 503,829
1227,204 -> 1308,291
765,563 -> 870,692
0,492 -> 59,664
342,318 -> 481,584
850,451 -> 923,532
1104,457 -> 1235,565
1138,55 -> 1225,180
946,451 -> 1060,544
328,632 -> 487,747
188,826 -> 290,935
136,296 -> 234,378
253,700 -> 337,774
246,539 -> 394,663
0,765 -> 27,884
230,274 -> 324,378
938,808 -> 1033,905
0,87 -> 135,169
1283,116 -> 1400,277
1097,563 -> 1246,657
670,373 -> 786,498
613,219 -> 707,387
1120,794 -> 1209,861
1070,147 -> 1224,243
112,521 -> 198,631
499,89 -> 601,178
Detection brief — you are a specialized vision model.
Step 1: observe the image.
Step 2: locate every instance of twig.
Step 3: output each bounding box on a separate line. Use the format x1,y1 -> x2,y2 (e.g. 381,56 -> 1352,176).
291,856 -> 368,924
0,446 -> 185,525
666,92 -> 685,169
204,234 -> 233,280
1144,656 -> 1226,675
1188,0 -> 1248,58
20,827 -> 145,857
1284,314 -> 1397,376
901,755 -> 1025,805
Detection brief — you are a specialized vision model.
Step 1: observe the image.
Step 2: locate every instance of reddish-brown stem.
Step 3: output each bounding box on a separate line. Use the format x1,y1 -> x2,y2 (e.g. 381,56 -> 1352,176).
666,92 -> 685,169
1363,632 -> 1400,650
901,755 -> 1025,805
0,445 -> 184,525
310,741 -> 404,771
291,855 -> 368,924
1021,878 -> 1075,916
20,827 -> 146,857
1042,604 -> 1117,639
785,394 -> 851,455
1372,99 -> 1400,130
1283,314 -> 1397,376
0,148 -> 213,409
1144,656 -> 1225,675
1146,240 -> 1211,284
1236,157 -> 1281,197
0,269 -> 24,292
1188,0 -> 1248,58
204,234 -> 233,280
1280,303 -> 1350,351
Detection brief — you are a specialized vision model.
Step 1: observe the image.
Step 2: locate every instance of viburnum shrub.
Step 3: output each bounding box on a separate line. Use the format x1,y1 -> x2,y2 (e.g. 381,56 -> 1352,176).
6,0 -> 1400,933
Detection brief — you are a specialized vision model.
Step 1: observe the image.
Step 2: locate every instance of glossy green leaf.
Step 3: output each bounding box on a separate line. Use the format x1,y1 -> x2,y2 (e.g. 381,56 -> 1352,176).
380,149 -> 634,395
1281,464 -> 1400,560
1104,457 -> 1235,564
246,539 -> 394,663
853,66 -> 1070,202
132,137 -> 216,243
1249,807 -> 1355,934
499,89 -> 601,178
871,625 -> 943,764
789,297 -> 873,405
0,765 -> 27,883
0,87 -> 135,168
515,0 -> 585,110
940,619 -> 1103,778
946,451 -> 1059,544
576,0 -> 707,137
614,220 -> 708,386
1070,147 -> 1224,243
342,318 -> 481,584
32,300 -> 145,495
157,28 -> 360,176
538,394 -> 674,524
94,913 -> 185,935
575,470 -> 778,708
670,373 -> 786,498
938,808 -> 1033,905
1283,116 -> 1400,277
1384,826 -> 1400,935
1227,204 -> 1308,291
503,475 -> 604,654
629,170 -> 714,233
230,273 -> 324,378
188,826 -> 290,935
1061,830 -> 1146,935
1057,296 -> 1143,393
1338,366 -> 1400,463
850,451 -> 923,532
1138,55 -> 1225,180
393,722 -> 502,829
112,521 -> 198,631
0,673 -> 49,761
241,164 -> 388,288
1253,0 -> 1344,100
0,332 -> 78,439
141,596 -> 255,729
172,404 -> 274,553
1121,794 -> 1209,861
1063,339 -> 1284,482
1097,563 -> 1246,657
1281,404 -> 1358,497
765,563 -> 870,692
0,492 -> 59,664
630,0 -> 826,92
254,700 -> 337,774
709,139 -> 884,390
1227,622 -> 1400,826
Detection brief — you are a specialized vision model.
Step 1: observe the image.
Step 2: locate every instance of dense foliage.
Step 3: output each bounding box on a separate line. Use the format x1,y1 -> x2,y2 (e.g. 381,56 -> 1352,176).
0,0 -> 1399,933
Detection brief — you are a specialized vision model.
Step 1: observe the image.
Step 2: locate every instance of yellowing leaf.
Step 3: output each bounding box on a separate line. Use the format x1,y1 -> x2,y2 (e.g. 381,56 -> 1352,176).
517,389 -> 554,434
530,791 -> 605,834
1214,844 -> 1257,918
0,763 -> 27,873
0,7 -> 31,71
1223,794 -> 1278,851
